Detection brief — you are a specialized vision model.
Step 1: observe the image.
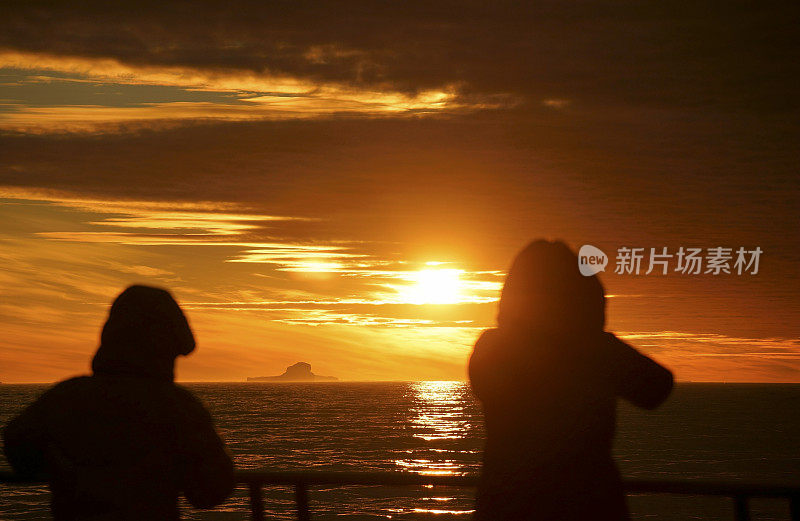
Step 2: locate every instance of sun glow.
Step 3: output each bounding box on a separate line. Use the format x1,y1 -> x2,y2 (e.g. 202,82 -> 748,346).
401,269 -> 464,305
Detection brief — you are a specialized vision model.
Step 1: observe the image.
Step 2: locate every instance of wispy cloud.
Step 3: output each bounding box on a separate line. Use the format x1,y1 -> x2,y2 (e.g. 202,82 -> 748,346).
619,331 -> 800,359
616,331 -> 800,382
0,51 -> 499,132
1,190 -> 502,330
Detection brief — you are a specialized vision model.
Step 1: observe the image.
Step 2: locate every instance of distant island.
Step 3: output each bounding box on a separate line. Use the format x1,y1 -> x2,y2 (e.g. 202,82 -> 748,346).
247,362 -> 338,382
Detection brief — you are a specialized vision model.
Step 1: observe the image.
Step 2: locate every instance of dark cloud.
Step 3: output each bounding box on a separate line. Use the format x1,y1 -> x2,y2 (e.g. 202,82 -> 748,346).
1,110 -> 796,233
2,1 -> 799,112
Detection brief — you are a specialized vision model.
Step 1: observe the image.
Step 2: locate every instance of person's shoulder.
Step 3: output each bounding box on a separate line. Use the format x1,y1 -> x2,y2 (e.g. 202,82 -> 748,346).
471,328 -> 504,362
171,384 -> 214,419
171,383 -> 204,404
475,328 -> 501,347
597,331 -> 636,355
41,375 -> 93,395
52,375 -> 91,386
17,376 -> 93,411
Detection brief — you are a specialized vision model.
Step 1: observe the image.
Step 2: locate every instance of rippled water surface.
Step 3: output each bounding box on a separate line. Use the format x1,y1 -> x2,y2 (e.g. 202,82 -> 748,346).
2,382 -> 799,520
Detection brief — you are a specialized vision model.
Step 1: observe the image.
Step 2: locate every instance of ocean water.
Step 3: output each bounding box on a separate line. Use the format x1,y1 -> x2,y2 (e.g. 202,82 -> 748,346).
1,382 -> 799,520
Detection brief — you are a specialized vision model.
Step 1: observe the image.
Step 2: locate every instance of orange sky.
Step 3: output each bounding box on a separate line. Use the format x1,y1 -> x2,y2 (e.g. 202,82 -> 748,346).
0,2 -> 798,383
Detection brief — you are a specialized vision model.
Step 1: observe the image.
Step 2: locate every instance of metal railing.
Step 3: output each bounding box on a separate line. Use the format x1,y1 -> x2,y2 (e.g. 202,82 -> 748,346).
2,470 -> 799,521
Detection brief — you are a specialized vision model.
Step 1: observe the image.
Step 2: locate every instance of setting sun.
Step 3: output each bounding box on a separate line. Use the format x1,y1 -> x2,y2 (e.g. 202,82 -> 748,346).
402,268 -> 464,305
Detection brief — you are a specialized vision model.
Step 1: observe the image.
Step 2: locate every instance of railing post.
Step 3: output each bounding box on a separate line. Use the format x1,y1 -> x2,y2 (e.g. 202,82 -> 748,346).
790,495 -> 800,521
248,482 -> 265,521
295,481 -> 311,521
733,495 -> 750,521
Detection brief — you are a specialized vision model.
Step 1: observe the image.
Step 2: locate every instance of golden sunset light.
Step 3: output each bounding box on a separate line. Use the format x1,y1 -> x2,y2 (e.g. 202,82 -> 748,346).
0,1 -> 797,388
1,3 -> 799,521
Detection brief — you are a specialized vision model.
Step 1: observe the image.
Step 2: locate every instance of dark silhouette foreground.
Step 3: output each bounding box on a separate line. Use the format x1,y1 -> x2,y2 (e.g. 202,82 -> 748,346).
469,240 -> 673,521
3,285 -> 234,520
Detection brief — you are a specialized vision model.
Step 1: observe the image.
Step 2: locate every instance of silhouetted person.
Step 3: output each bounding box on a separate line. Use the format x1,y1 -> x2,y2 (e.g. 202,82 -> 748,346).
3,285 -> 235,520
469,240 -> 673,520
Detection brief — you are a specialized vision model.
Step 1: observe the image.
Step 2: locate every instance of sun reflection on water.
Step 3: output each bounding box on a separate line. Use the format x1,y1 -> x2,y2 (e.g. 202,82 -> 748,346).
393,381 -> 476,479
394,458 -> 464,475
410,381 -> 470,442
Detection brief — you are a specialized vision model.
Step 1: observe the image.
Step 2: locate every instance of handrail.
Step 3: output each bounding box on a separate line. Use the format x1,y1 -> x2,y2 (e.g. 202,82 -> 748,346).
2,470 -> 799,521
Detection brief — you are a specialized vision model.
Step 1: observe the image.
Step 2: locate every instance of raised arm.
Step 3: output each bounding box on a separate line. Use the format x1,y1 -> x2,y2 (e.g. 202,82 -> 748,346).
603,332 -> 674,409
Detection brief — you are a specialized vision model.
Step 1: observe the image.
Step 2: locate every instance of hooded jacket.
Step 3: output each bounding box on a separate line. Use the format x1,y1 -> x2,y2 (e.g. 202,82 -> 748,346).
3,285 -> 235,520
